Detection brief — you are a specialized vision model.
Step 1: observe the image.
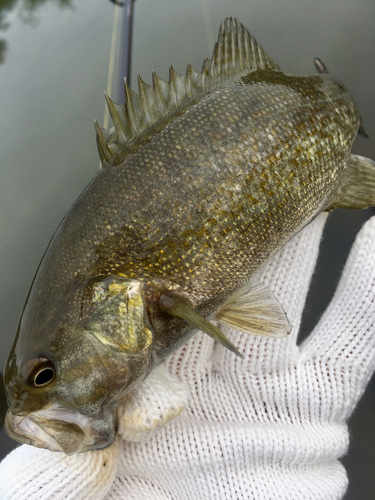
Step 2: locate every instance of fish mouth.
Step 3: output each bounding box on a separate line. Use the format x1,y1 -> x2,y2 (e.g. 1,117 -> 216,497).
5,402 -> 116,455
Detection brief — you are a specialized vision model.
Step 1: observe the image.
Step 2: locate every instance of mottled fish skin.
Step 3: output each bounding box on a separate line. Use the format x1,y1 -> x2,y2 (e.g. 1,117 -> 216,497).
23,71 -> 357,358
4,18 -> 369,453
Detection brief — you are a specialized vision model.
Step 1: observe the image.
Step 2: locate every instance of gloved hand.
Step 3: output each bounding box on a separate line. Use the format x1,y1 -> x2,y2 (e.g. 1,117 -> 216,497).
1,212 -> 375,500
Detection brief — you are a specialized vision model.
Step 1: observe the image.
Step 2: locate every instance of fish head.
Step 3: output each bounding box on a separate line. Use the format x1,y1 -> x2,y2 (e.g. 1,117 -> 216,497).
4,277 -> 154,454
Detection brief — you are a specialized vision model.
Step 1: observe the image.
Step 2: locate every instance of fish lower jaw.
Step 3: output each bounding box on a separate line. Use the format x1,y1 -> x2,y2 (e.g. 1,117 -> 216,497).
4,403 -> 116,455
5,409 -> 64,452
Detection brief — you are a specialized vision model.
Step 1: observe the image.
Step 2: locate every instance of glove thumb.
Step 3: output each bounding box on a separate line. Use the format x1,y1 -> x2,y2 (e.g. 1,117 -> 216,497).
0,440 -> 119,500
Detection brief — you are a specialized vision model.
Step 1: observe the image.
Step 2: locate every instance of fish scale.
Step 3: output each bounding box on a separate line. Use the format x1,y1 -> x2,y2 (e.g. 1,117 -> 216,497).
4,18 -> 375,455
29,71 -> 355,330
18,72 -> 353,335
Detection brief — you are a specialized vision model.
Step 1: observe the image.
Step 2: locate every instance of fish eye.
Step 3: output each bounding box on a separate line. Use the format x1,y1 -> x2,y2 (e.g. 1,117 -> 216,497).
22,357 -> 56,389
34,366 -> 55,387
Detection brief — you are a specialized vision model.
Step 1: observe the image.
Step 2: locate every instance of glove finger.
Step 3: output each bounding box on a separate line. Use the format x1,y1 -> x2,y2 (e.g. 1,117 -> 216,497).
302,215 -> 375,381
0,441 -> 119,500
214,213 -> 328,373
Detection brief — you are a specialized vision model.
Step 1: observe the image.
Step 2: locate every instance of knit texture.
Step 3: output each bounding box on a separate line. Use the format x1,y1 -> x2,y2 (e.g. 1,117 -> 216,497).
1,213 -> 375,499
0,440 -> 119,499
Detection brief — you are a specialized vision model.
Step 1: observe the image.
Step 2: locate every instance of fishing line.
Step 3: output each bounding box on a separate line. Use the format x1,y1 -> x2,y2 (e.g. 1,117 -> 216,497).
199,0 -> 214,55
103,3 -> 122,132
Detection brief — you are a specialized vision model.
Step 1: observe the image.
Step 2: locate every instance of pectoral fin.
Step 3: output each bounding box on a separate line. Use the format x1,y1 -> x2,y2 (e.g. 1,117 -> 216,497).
215,279 -> 292,338
158,292 -> 244,358
326,154 -> 375,210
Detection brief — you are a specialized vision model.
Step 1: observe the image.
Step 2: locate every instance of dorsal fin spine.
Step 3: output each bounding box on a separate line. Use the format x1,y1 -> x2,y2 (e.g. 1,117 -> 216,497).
238,24 -> 245,70
259,42 -> 267,69
152,71 -> 168,108
124,79 -> 140,135
243,32 -> 250,67
185,63 -> 192,95
104,93 -> 128,146
231,22 -> 236,69
137,75 -> 152,124
94,120 -> 112,163
250,37 -> 258,69
169,66 -> 180,105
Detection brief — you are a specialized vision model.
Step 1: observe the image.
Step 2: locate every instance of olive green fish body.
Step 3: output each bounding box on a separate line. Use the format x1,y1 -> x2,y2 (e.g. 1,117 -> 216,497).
27,71 -> 358,337
4,18 -> 373,454
34,73 -> 355,355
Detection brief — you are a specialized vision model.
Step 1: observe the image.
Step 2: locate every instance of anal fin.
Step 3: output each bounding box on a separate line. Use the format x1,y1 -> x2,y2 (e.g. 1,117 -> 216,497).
326,154 -> 375,210
215,279 -> 292,338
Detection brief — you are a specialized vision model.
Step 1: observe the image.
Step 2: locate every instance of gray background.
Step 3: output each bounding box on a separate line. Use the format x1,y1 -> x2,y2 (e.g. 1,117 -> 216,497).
0,0 -> 374,497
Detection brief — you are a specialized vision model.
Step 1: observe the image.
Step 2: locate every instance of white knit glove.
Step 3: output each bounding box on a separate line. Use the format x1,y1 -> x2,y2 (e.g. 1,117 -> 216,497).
1,213 -> 375,500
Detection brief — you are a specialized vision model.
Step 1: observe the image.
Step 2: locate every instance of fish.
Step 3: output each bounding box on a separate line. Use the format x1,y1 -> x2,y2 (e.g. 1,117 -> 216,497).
4,17 -> 375,455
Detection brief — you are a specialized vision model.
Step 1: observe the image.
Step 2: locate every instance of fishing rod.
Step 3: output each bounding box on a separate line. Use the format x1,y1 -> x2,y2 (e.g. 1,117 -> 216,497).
117,0 -> 135,104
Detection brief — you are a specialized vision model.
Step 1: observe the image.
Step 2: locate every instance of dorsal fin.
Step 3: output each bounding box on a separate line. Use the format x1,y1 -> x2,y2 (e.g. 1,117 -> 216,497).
96,17 -> 280,165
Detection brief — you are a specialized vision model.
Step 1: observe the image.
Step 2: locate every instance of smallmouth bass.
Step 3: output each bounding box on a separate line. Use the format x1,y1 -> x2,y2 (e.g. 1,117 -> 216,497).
4,17 -> 375,454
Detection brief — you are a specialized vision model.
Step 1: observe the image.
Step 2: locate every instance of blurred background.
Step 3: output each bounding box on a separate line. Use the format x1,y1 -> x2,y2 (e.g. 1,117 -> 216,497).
0,0 -> 374,497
